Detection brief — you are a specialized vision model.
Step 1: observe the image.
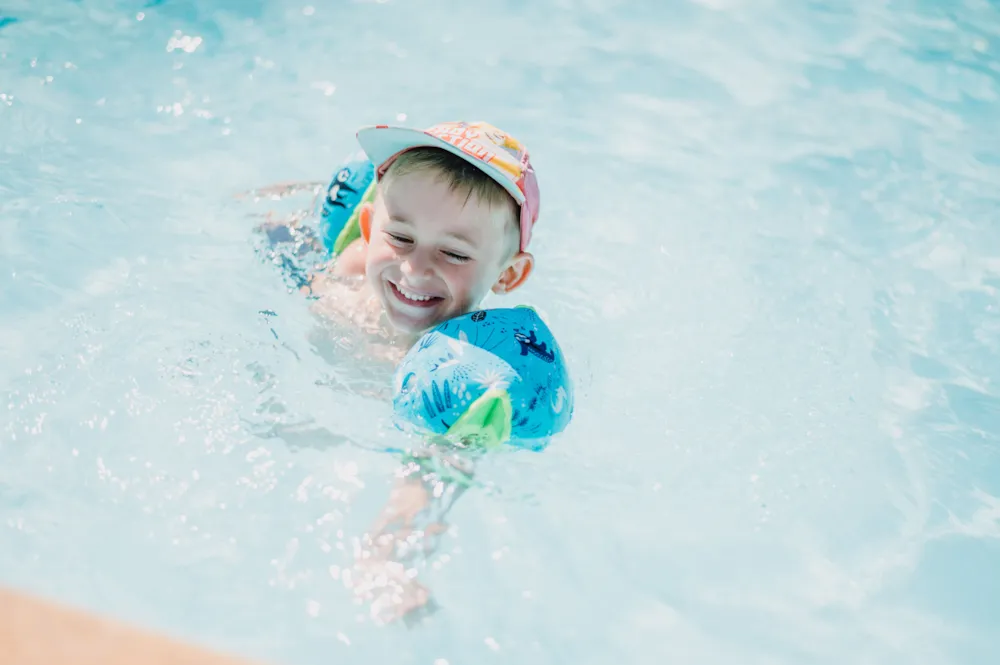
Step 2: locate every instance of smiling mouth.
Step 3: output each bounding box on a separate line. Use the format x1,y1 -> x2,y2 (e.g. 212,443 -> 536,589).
388,280 -> 444,308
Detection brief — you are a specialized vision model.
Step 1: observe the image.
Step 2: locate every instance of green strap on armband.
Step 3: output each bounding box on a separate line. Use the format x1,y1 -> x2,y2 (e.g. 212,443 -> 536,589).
330,180 -> 377,257
444,387 -> 513,450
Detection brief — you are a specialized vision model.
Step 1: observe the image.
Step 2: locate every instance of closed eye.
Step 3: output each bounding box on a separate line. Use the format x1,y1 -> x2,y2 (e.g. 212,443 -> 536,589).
442,250 -> 471,263
385,232 -> 412,245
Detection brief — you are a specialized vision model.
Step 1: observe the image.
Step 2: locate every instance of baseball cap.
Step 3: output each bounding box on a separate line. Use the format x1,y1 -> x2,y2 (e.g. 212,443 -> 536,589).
355,121 -> 540,252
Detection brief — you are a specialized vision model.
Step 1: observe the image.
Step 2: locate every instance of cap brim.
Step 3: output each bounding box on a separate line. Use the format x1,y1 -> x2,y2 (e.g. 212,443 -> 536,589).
356,125 -> 526,205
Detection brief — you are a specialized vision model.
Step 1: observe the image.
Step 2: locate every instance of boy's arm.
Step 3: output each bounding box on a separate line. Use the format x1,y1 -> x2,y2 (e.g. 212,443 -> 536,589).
235,181 -> 325,201
296,237 -> 366,300
349,447 -> 475,625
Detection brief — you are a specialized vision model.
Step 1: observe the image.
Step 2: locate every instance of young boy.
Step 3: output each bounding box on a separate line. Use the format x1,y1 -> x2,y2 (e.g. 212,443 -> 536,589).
277,121 -> 545,623
305,120 -> 541,343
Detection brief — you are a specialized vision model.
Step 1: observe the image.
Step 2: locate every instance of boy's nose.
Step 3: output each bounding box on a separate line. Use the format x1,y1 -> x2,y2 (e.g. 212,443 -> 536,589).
400,251 -> 434,281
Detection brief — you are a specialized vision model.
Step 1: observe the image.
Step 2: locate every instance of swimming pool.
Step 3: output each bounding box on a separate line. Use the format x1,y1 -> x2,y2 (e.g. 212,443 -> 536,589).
2,0 -> 999,662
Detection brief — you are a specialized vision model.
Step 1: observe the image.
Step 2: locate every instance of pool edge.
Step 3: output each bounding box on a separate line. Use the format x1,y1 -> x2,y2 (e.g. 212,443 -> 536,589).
0,586 -> 270,665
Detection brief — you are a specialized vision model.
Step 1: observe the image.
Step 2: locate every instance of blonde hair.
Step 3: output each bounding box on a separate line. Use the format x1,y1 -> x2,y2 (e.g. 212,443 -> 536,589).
383,148 -> 521,259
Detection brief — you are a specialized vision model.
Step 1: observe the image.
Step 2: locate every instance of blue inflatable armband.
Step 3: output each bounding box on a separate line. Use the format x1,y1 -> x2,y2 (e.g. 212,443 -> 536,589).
318,151 -> 376,256
392,306 -> 574,450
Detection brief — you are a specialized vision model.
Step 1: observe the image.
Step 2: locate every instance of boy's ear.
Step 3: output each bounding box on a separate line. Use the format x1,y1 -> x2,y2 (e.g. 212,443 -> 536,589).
358,203 -> 374,243
492,252 -> 534,295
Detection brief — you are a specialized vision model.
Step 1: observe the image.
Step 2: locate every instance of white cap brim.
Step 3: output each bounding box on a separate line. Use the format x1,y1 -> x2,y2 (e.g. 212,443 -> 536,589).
355,125 -> 526,205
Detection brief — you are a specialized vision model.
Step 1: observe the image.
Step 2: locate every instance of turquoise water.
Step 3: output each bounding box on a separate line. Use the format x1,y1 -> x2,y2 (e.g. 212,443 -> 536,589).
2,0 -> 1000,663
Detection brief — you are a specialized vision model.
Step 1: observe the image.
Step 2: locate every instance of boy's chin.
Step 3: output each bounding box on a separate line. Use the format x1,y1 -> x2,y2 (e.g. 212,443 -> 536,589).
385,315 -> 431,337
380,300 -> 445,337
375,285 -> 487,337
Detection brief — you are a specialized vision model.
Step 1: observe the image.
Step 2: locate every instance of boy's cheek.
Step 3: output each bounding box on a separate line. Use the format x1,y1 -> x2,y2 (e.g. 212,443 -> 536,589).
446,267 -> 493,304
365,240 -> 393,266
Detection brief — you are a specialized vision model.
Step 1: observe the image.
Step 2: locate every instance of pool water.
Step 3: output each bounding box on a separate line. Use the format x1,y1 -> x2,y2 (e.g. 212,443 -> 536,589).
2,0 -> 1000,663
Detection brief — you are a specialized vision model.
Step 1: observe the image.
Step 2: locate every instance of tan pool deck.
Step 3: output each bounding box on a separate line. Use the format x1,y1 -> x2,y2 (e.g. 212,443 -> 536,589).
0,586 -> 266,665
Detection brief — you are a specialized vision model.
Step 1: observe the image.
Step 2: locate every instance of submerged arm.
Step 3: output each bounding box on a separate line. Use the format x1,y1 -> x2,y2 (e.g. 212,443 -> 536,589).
235,180 -> 327,201
349,444 -> 477,625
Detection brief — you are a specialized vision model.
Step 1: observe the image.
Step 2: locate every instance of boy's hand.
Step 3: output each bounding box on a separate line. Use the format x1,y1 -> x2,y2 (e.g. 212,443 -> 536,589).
234,181 -> 325,201
349,555 -> 432,626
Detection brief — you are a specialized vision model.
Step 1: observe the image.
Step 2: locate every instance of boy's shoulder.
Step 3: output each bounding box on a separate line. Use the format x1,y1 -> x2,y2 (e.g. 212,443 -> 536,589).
328,236 -> 368,277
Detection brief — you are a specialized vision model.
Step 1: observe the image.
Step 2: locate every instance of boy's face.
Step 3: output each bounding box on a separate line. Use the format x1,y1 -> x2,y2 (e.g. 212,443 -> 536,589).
363,169 -> 524,335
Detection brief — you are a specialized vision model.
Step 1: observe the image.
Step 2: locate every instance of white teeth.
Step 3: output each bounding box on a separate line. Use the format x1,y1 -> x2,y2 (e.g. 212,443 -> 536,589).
396,283 -> 434,302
